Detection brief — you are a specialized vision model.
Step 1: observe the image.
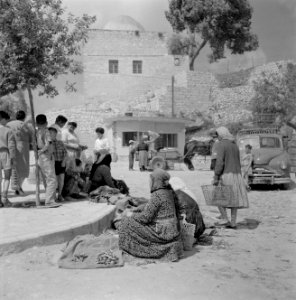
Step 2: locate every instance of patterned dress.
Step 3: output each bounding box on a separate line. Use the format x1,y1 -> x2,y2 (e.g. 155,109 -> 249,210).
118,188 -> 183,262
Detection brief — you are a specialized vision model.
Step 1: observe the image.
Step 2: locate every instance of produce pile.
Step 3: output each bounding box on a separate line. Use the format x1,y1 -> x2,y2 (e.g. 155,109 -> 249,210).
96,250 -> 119,266
71,253 -> 88,263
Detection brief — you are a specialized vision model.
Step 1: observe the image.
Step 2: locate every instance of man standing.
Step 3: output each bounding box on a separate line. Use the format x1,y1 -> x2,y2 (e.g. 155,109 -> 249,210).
128,140 -> 136,171
0,111 -> 16,207
50,115 -> 68,141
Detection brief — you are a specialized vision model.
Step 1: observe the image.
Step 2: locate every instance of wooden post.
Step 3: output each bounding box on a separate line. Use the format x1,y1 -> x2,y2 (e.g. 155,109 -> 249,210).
171,75 -> 175,117
27,84 -> 40,206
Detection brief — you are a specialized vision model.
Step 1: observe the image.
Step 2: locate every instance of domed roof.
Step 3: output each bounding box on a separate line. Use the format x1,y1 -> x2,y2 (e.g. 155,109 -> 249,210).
104,15 -> 145,31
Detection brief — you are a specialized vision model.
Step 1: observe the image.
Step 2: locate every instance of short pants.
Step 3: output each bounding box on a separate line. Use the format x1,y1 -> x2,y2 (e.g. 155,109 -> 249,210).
55,161 -> 66,176
0,150 -> 11,170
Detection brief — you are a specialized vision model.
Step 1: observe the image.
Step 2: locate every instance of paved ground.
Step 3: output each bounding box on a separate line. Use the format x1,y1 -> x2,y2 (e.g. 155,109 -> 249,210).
0,188 -> 115,256
0,160 -> 295,300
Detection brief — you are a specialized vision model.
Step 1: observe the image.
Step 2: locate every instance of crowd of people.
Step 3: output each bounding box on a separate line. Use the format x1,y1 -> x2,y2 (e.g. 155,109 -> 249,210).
0,109 -> 250,262
0,110 -> 116,208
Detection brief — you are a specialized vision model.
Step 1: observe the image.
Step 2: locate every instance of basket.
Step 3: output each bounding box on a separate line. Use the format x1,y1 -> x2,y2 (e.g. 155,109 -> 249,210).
201,184 -> 235,207
180,216 -> 196,251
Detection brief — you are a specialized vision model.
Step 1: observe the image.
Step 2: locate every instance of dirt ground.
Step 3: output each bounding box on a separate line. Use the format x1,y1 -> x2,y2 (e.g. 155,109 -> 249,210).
0,161 -> 295,300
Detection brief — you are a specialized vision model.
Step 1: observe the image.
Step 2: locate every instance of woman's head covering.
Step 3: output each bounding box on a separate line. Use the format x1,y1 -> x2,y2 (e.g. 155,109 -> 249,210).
208,128 -> 218,138
150,168 -> 170,193
216,126 -> 234,141
169,177 -> 197,201
97,154 -> 112,168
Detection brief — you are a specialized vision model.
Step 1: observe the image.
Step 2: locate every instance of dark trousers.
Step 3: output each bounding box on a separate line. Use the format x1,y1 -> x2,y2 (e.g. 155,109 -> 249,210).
129,152 -> 135,170
184,156 -> 194,170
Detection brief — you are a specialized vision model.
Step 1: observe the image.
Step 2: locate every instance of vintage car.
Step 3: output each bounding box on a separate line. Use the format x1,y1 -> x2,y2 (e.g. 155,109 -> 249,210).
237,128 -> 291,188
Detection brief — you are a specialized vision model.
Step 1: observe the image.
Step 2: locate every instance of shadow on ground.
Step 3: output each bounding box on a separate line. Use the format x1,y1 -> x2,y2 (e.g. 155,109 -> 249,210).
237,218 -> 261,230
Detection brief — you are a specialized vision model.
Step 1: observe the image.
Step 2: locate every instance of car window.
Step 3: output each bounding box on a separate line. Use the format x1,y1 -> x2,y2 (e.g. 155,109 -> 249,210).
238,137 -> 260,151
260,137 -> 281,148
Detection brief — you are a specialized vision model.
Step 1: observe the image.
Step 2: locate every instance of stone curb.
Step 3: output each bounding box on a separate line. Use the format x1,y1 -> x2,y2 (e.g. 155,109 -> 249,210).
0,206 -> 116,256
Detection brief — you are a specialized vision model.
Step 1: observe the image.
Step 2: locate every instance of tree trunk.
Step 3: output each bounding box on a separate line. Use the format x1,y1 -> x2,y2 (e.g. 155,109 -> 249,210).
27,85 -> 40,206
189,57 -> 195,71
189,39 -> 208,71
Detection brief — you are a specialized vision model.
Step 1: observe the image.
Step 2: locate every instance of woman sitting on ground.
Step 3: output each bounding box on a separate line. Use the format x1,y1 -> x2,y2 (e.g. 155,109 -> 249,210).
62,159 -> 89,198
88,154 -> 116,193
118,168 -> 183,262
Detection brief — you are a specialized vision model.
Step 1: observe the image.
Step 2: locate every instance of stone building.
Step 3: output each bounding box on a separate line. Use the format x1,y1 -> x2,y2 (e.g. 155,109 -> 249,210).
105,115 -> 190,157
83,15 -> 189,115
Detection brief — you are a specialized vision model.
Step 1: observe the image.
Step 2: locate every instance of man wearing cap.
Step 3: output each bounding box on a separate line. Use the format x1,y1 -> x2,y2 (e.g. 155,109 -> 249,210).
128,140 -> 137,171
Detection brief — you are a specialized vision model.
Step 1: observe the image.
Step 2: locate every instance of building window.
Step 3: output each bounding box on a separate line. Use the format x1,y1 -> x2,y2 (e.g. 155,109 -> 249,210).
133,60 -> 142,74
109,60 -> 118,74
159,134 -> 178,148
122,132 -> 138,147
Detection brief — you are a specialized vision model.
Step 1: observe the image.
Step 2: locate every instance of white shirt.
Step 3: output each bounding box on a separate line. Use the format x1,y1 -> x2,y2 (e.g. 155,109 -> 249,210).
49,123 -> 62,141
94,137 -> 110,152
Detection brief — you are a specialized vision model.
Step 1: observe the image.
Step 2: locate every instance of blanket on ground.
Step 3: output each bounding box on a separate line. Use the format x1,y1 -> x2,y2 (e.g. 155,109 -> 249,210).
58,233 -> 124,269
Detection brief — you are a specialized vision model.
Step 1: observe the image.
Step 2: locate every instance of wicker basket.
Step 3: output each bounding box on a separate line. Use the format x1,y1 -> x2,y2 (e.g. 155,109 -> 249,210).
201,184 -> 235,207
180,216 -> 196,251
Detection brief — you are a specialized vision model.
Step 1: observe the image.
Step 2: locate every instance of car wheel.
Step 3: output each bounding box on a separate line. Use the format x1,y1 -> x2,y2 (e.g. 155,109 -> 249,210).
151,156 -> 166,170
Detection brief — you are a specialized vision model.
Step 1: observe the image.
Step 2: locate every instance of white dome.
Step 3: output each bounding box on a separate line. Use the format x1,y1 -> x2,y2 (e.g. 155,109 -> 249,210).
104,15 -> 145,31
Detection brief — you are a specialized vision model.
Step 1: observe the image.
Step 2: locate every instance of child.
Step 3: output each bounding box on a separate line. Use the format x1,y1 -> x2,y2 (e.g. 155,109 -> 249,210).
62,158 -> 87,198
36,114 -> 60,208
241,144 -> 253,191
48,127 -> 67,202
0,111 -> 16,207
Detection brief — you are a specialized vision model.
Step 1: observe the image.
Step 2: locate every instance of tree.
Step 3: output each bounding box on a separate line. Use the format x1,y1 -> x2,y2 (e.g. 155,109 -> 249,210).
165,0 -> 259,70
251,62 -> 296,122
0,0 -> 95,205
0,90 -> 28,118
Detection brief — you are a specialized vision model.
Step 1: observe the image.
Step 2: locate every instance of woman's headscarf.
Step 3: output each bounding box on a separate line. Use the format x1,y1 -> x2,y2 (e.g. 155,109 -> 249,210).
97,154 -> 112,168
150,168 -> 171,193
216,126 -> 235,141
169,177 -> 197,201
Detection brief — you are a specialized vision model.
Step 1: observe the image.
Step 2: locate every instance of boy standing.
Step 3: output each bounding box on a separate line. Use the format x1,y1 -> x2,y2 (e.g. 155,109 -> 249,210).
48,127 -> 67,202
241,144 -> 253,191
36,114 -> 60,207
0,111 -> 16,207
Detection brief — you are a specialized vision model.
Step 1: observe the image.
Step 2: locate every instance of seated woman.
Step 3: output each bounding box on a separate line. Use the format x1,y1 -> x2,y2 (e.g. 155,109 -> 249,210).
62,159 -> 88,198
169,177 -> 205,239
118,169 -> 183,262
88,154 -> 116,193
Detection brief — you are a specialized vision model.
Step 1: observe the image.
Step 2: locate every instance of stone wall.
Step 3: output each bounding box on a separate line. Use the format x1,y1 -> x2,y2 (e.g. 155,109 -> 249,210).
210,61 -> 287,125
83,30 -> 188,105
46,61 -> 295,155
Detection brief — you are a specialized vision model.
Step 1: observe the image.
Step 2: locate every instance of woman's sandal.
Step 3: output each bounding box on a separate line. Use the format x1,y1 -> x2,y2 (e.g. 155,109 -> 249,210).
225,224 -> 237,230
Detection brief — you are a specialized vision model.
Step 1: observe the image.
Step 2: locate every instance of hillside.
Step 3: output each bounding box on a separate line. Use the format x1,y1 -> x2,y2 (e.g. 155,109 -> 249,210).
209,60 -> 296,126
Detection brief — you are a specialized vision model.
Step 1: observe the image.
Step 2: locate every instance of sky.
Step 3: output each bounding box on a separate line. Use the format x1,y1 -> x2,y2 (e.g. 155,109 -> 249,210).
34,0 -> 296,113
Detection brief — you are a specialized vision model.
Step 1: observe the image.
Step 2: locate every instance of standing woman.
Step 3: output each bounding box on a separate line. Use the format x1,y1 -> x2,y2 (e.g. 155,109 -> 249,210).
213,127 -> 249,229
7,110 -> 32,195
